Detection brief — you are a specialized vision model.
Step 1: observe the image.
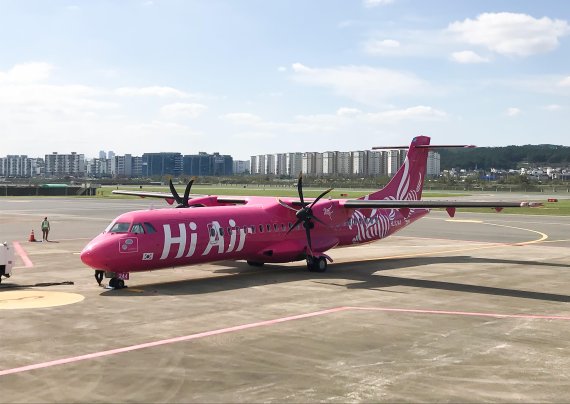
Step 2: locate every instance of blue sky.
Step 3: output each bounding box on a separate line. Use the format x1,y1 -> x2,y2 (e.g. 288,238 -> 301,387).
0,0 -> 569,159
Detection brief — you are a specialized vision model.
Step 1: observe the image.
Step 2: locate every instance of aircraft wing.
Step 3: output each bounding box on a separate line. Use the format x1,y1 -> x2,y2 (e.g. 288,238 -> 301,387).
339,199 -> 541,217
341,200 -> 539,209
111,190 -> 247,205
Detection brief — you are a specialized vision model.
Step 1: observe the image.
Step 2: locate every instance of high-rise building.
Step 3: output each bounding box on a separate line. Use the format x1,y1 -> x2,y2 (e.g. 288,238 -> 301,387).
322,151 -> 337,176
427,151 -> 440,177
302,152 -> 318,176
351,151 -> 366,176
337,152 -> 352,175
44,152 -> 85,177
266,154 -> 276,175
233,160 -> 249,174
250,156 -> 258,175
287,153 -> 303,177
141,153 -> 182,177
275,154 -> 288,176
366,150 -> 386,177
0,155 -> 39,177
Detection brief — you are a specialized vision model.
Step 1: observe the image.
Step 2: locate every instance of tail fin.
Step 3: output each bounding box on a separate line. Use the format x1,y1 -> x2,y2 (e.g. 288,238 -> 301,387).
363,136 -> 431,201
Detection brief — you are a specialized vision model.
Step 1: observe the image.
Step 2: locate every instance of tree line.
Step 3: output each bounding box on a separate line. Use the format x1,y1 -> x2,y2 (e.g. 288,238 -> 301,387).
439,144 -> 570,170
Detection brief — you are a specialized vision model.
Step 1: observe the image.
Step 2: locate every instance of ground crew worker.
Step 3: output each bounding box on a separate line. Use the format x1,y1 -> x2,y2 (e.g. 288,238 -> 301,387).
41,217 -> 50,241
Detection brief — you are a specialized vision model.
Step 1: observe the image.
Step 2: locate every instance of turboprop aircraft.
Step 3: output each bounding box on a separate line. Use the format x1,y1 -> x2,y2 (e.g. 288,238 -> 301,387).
80,136 -> 539,289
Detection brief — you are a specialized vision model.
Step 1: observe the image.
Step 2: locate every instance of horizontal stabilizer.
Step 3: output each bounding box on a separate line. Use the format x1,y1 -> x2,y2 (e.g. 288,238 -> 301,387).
372,145 -> 476,150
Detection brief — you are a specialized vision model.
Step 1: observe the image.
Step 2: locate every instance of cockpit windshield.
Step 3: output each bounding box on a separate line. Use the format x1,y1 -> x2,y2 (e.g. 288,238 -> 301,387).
109,222 -> 131,233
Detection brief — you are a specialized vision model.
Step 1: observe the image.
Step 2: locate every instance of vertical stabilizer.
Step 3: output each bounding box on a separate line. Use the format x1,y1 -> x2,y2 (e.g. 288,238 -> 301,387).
363,136 -> 430,201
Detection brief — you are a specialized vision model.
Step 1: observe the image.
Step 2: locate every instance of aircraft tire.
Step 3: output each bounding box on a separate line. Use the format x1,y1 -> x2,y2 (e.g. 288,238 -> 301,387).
307,256 -> 327,272
109,278 -> 125,289
247,261 -> 265,267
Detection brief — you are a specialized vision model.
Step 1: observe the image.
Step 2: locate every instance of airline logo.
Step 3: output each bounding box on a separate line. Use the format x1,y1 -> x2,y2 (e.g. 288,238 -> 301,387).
119,237 -> 138,253
160,218 -> 248,260
323,204 -> 334,220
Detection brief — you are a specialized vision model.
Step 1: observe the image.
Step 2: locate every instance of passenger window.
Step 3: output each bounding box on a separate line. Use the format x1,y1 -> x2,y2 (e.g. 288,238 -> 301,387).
281,223 -> 286,231
266,224 -> 271,232
131,223 -> 144,234
219,228 -> 224,236
273,223 -> 278,231
210,228 -> 216,237
259,225 -> 263,233
144,222 -> 157,234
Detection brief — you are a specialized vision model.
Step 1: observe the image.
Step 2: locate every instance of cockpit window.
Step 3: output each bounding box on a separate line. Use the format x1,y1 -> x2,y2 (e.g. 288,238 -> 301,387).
131,223 -> 145,234
109,222 -> 130,233
144,222 -> 157,234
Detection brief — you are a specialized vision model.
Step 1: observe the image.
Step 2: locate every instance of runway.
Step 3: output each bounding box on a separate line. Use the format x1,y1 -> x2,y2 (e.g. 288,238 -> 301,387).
1,197 -> 570,402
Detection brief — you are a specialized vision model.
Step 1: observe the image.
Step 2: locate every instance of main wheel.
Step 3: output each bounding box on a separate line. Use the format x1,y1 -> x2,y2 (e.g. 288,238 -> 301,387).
247,261 -> 265,267
308,256 -> 327,272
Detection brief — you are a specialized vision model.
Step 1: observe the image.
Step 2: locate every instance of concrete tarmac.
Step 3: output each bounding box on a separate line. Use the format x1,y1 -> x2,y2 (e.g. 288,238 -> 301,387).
1,197 -> 570,402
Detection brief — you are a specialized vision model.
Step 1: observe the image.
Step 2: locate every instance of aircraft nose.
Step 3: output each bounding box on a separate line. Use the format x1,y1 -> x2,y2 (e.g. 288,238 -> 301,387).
80,241 -> 105,269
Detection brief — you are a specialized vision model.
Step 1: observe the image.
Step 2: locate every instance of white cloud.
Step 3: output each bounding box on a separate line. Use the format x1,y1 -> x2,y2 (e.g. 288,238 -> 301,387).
222,112 -> 263,125
160,103 -> 207,119
559,76 -> 570,87
290,63 -> 433,105
336,107 -> 362,117
448,12 -> 570,57
0,62 -> 53,83
542,104 -> 562,111
506,107 -> 521,117
364,0 -> 394,7
450,50 -> 489,64
115,86 -> 190,98
363,39 -> 401,55
366,106 -> 447,123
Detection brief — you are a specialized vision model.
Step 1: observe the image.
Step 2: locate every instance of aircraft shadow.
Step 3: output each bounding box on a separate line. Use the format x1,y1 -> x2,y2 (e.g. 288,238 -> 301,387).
100,255 -> 570,302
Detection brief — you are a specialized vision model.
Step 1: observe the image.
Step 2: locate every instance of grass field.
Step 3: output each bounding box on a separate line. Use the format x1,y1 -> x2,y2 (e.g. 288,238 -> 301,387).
97,185 -> 570,216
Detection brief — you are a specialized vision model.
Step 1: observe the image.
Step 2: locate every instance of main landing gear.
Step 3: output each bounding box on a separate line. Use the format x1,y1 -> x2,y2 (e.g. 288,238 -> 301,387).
306,255 -> 328,272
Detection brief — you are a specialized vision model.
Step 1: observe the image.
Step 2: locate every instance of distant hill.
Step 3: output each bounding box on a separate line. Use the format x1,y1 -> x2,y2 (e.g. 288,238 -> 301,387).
439,144 -> 570,170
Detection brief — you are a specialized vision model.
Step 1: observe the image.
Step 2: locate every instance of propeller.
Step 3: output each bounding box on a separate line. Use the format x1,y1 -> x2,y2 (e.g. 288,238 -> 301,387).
169,178 -> 195,208
279,172 -> 333,255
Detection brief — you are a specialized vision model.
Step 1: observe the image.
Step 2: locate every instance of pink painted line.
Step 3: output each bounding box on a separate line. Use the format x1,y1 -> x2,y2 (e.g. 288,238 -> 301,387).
2,305 -> 570,378
0,307 -> 349,377
12,242 -> 33,268
347,306 -> 570,321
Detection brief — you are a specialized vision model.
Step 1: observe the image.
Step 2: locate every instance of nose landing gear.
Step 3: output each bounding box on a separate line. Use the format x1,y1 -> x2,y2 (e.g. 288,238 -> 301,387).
109,277 -> 125,289
96,271 -> 127,289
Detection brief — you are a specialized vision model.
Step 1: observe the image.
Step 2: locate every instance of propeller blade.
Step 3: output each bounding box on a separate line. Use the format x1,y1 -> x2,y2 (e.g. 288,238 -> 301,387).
311,215 -> 328,227
297,172 -> 306,206
169,179 -> 183,205
182,177 -> 195,206
304,223 -> 313,255
286,218 -> 303,235
278,199 -> 298,212
309,187 -> 334,208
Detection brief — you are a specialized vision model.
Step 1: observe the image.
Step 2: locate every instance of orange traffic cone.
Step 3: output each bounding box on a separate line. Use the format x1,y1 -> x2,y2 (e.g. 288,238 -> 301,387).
29,230 -> 36,242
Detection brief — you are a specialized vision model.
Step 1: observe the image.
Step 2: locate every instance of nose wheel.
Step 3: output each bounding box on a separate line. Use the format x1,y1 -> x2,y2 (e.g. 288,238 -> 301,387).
109,277 -> 125,289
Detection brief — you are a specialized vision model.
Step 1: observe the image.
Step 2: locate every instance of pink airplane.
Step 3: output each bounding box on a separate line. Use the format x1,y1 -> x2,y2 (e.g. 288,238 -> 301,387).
81,136 -> 538,289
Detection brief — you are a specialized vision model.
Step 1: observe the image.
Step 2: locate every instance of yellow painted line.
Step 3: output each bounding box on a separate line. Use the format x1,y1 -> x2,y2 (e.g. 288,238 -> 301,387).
343,221 -> 548,263
484,222 -> 548,246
